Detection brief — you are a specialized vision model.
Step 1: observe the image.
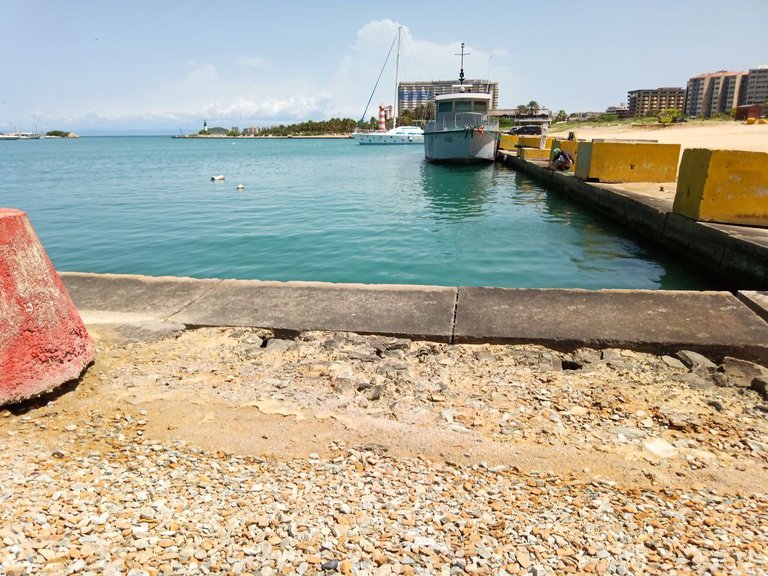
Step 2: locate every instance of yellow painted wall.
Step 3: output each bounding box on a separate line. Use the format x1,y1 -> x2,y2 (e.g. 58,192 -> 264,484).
574,141 -> 680,182
673,149 -> 768,226
518,136 -> 554,149
519,148 -> 551,161
499,134 -> 519,150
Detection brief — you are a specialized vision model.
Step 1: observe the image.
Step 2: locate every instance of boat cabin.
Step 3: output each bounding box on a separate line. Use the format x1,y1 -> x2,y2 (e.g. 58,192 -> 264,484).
429,89 -> 498,133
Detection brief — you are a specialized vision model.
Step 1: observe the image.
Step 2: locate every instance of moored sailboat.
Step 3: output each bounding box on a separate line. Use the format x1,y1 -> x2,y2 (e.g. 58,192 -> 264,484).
353,26 -> 424,145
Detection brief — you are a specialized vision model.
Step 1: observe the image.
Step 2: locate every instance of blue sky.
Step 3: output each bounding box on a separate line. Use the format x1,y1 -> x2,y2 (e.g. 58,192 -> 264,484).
2,0 -> 766,134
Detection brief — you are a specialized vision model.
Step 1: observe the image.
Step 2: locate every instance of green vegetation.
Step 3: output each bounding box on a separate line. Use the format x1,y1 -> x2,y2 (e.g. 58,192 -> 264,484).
258,118 -> 357,137
356,103 -> 435,131
396,103 -> 434,128
45,130 -> 70,137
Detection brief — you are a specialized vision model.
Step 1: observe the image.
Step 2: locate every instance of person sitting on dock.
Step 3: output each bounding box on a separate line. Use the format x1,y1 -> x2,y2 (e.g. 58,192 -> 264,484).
547,148 -> 574,171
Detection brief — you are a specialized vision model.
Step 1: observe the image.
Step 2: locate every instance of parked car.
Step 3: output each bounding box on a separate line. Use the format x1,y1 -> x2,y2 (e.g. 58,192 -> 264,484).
507,125 -> 542,135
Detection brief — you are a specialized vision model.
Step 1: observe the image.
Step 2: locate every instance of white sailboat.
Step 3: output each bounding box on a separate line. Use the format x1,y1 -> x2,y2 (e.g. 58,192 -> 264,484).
424,43 -> 499,164
353,27 -> 424,145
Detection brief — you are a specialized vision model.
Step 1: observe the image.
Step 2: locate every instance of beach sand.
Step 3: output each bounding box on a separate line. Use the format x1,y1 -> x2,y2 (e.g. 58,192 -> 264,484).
549,120 -> 768,153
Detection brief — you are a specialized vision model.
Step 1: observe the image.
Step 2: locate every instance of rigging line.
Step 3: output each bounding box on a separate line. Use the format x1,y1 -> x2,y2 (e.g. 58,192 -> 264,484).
359,31 -> 399,123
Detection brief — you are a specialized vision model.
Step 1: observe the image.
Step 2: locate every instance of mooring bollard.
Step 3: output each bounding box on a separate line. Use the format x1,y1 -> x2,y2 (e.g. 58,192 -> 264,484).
0,208 -> 95,406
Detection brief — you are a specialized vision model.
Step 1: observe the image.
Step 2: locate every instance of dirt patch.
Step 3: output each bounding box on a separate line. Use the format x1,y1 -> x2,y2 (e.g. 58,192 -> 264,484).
6,326 -> 767,494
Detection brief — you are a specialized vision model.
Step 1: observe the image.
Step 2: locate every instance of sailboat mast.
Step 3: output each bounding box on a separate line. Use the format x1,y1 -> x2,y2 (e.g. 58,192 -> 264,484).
393,26 -> 401,129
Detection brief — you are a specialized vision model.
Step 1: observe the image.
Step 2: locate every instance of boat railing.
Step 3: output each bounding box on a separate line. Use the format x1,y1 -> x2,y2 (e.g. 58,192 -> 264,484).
425,112 -> 500,133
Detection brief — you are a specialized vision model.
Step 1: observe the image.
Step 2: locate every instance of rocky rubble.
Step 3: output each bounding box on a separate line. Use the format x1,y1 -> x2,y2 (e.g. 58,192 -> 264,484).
1,328 -> 767,575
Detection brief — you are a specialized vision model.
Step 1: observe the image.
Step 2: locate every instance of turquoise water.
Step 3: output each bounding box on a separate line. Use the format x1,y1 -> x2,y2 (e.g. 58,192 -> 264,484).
1,136 -> 714,289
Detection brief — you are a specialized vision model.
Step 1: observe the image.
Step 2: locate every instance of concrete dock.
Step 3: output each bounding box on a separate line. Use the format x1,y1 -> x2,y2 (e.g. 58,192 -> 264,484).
62,272 -> 768,364
497,151 -> 768,289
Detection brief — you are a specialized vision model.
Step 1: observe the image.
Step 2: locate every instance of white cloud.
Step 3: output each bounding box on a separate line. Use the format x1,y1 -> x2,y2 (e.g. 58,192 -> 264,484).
8,19 -> 525,132
322,20 -> 506,120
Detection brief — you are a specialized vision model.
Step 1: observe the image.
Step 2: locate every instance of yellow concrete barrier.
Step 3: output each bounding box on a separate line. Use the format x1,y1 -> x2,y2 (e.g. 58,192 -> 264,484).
519,148 -> 551,161
518,136 -> 554,149
499,134 -> 519,151
574,141 -> 681,182
551,139 -> 580,172
673,149 -> 768,226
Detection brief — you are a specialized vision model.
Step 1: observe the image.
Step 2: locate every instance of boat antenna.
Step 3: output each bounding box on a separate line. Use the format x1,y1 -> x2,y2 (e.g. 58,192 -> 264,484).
359,31 -> 399,124
455,42 -> 470,85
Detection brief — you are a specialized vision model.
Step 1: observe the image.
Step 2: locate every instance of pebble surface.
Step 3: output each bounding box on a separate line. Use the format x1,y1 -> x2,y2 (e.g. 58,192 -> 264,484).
2,328 -> 767,576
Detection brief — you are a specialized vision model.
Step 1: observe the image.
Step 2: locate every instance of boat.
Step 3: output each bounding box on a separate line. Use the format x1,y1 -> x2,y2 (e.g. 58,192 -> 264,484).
353,26 -> 424,145
424,43 -> 500,164
353,123 -> 423,144
0,133 -> 20,141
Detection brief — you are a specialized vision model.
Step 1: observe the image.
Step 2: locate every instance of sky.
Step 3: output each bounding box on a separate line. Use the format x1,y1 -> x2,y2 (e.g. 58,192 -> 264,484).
2,0 -> 767,135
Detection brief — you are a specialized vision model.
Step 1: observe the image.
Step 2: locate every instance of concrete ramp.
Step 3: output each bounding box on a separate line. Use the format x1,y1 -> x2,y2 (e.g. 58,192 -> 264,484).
60,272 -> 768,363
170,279 -> 457,342
454,287 -> 768,363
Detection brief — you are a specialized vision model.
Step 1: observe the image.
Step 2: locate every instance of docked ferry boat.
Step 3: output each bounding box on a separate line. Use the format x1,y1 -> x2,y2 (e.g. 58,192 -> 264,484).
424,44 -> 499,164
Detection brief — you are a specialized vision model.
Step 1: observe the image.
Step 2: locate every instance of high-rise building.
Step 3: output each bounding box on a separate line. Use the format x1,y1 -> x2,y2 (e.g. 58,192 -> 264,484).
683,71 -> 748,117
744,66 -> 768,106
627,88 -> 685,117
397,79 -> 499,113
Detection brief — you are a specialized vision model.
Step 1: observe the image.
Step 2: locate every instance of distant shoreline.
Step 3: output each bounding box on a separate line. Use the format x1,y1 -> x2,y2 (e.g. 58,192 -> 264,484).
172,134 -> 353,140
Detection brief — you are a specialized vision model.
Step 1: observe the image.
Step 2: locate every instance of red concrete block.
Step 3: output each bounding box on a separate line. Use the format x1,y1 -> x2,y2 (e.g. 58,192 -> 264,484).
0,209 -> 95,405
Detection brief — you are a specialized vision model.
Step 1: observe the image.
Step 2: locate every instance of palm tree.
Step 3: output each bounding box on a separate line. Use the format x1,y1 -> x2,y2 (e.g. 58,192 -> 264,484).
516,104 -> 528,116
527,101 -> 540,116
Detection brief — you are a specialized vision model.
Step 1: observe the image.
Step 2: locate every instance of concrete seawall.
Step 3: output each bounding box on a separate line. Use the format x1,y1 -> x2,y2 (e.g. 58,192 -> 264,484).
497,152 -> 768,289
61,272 -> 768,364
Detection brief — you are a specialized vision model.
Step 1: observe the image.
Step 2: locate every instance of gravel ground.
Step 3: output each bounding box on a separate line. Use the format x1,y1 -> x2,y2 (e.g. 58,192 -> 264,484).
2,327 -> 767,576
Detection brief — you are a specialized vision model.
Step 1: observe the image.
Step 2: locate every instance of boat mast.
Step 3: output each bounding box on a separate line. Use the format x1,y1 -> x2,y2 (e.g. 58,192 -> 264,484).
393,26 -> 402,129
455,42 -> 470,85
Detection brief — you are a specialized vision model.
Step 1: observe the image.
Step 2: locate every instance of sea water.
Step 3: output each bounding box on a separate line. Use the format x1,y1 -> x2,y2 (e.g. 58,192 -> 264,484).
0,136 -> 715,289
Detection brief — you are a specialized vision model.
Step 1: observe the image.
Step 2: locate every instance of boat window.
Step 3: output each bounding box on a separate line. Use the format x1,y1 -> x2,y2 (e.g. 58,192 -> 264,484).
474,101 -> 488,112
438,101 -> 453,113
455,100 -> 472,112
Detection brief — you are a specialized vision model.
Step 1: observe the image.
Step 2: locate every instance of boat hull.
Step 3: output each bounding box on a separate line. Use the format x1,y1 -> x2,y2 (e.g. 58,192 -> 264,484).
424,129 -> 498,164
353,132 -> 424,145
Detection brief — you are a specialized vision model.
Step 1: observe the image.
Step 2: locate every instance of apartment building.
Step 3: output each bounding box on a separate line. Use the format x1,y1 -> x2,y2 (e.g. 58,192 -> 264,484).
627,88 -> 685,117
683,71 -> 748,117
398,80 -> 499,112
744,66 -> 768,105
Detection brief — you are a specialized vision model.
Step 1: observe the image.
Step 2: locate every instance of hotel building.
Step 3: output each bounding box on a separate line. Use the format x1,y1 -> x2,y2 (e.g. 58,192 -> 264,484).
397,80 -> 499,113
627,88 -> 686,117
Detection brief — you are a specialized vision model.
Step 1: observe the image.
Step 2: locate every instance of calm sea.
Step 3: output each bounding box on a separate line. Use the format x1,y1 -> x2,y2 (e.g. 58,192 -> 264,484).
1,136 -> 714,290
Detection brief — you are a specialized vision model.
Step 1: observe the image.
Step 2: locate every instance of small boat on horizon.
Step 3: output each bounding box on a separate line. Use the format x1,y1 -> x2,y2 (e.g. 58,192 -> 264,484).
3,131 -> 44,140
424,43 -> 500,164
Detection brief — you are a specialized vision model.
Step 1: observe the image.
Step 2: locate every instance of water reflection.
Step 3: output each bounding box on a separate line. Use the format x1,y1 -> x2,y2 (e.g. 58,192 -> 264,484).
512,170 -> 714,290
418,162 -> 497,220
